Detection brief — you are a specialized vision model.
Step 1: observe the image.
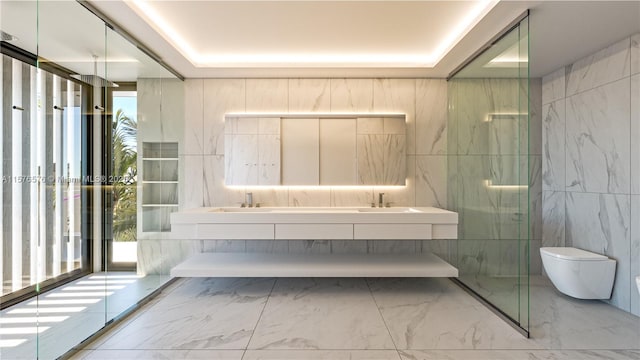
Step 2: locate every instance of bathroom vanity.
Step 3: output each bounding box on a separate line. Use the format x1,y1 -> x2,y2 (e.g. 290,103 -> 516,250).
170,207 -> 459,278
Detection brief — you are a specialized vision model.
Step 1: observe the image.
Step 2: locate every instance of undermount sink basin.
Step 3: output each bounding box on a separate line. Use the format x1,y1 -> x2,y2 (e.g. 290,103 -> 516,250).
357,207 -> 420,213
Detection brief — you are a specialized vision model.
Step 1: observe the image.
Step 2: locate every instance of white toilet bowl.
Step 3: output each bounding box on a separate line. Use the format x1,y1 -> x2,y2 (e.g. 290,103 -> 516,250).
540,247 -> 616,300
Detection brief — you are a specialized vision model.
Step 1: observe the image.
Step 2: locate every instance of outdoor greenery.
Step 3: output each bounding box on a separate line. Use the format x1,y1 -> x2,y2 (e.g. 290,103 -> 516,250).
112,108 -> 137,242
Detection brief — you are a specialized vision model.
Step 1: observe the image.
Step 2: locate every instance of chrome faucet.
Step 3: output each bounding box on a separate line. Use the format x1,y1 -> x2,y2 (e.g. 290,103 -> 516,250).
246,192 -> 254,208
378,193 -> 385,208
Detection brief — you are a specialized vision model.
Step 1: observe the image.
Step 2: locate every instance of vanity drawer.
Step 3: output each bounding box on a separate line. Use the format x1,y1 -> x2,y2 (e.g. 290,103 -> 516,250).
197,224 -> 274,239
354,224 -> 431,240
275,224 -> 353,239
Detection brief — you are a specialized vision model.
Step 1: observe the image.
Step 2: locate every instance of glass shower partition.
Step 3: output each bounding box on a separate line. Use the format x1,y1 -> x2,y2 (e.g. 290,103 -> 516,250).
447,15 -> 531,334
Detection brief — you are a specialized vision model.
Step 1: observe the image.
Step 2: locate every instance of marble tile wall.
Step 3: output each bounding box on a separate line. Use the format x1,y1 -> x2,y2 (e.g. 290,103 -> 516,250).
139,78 -> 452,273
541,33 -> 640,316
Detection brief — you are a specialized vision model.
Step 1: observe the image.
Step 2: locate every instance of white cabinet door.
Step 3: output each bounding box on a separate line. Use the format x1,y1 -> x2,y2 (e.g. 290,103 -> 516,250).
281,118 -> 319,185
224,134 -> 258,185
319,119 -> 357,185
258,134 -> 281,185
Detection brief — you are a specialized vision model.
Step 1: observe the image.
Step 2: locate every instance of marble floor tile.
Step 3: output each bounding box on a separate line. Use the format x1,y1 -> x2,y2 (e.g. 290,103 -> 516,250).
399,349 -> 640,360
367,278 -> 538,350
529,276 -> 640,350
98,278 -> 275,350
71,349 -> 244,359
242,350 -> 402,360
248,278 -> 395,350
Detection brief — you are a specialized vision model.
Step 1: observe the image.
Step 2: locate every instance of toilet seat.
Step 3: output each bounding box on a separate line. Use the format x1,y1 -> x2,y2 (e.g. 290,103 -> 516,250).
540,247 -> 608,261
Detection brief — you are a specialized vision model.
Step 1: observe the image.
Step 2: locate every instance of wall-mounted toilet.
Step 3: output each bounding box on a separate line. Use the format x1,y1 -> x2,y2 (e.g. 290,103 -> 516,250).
540,247 -> 616,300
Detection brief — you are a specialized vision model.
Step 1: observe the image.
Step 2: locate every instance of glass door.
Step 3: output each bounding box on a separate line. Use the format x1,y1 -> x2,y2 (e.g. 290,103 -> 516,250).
447,15 -> 531,334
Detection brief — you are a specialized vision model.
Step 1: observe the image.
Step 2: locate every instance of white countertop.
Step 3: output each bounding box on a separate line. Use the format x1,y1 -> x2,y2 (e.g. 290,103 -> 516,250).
170,206 -> 458,225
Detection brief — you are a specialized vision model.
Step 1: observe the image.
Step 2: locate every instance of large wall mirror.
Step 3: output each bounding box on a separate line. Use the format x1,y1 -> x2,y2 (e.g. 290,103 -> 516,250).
224,114 -> 406,186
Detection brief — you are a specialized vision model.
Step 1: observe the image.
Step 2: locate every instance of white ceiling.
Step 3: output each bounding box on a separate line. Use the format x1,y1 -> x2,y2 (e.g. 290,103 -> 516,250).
3,1 -> 639,79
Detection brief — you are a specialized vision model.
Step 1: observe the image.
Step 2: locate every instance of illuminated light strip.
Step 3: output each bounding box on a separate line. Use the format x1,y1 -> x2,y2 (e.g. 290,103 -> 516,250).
46,291 -> 114,297
128,0 -> 499,68
0,316 -> 69,324
0,339 -> 28,348
484,113 -> 527,122
484,179 -> 528,189
8,307 -> 86,314
0,327 -> 50,335
61,285 -> 125,291
26,299 -> 101,306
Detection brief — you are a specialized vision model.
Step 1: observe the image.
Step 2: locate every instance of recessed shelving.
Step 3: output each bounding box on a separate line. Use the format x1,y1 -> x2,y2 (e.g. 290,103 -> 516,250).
141,142 -> 179,232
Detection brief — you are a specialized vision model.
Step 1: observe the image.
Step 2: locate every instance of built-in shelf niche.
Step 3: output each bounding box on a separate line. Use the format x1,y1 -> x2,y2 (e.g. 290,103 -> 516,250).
141,142 -> 178,232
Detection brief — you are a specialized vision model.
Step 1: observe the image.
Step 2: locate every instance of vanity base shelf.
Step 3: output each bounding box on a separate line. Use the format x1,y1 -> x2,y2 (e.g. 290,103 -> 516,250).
171,252 -> 458,278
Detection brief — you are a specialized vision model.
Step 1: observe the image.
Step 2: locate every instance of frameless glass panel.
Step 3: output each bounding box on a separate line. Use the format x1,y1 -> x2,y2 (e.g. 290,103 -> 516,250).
34,1 -> 107,358
447,16 -> 530,333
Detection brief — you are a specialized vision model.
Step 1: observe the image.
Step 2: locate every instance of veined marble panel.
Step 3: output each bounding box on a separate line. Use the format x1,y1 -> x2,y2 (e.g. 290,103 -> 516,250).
529,78 -> 543,156
159,79 -> 185,143
415,156 -> 447,208
416,79 -> 447,155
248,278 -> 395,350
542,100 -> 565,191
180,155 -> 204,209
288,79 -> 330,112
375,155 -> 415,206
330,240 -> 368,254
368,240 -> 417,254
566,78 -> 630,194
631,74 -> 640,194
357,134 -> 385,185
246,240 -> 289,253
383,134 -> 406,185
373,79 -> 416,154
203,240 -> 246,253
565,192 -> 631,312
631,195 -> 640,316
161,240 -> 202,275
203,155 -> 245,207
224,134 -> 258,185
137,79 -> 162,142
566,37 -> 631,97
454,79 -> 520,155
246,79 -> 288,112
330,79 -> 373,112
247,187 -> 289,207
529,156 -> 543,241
183,79 -> 203,155
330,187 -> 374,207
98,278 -> 275,350
368,278 -> 535,349
632,33 -> 640,75
137,239 -> 163,275
203,79 -> 245,155
542,67 -> 567,105
542,191 -> 565,248
456,239 -> 502,276
288,189 -> 331,207
288,240 -> 330,254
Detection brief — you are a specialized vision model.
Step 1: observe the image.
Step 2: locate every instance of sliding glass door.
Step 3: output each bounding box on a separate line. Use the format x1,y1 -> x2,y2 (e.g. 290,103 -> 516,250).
1,53 -> 88,305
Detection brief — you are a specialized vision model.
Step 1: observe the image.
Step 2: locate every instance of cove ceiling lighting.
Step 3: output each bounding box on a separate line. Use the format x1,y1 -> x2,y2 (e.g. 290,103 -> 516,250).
127,0 -> 499,68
